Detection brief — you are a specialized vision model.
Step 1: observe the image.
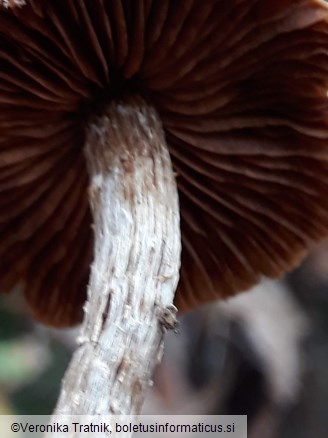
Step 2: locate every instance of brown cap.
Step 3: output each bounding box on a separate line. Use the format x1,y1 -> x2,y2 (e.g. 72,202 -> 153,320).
1,0 -> 328,326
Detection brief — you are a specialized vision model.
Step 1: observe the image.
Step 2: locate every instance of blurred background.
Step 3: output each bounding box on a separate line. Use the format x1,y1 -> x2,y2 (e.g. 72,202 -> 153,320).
0,240 -> 327,438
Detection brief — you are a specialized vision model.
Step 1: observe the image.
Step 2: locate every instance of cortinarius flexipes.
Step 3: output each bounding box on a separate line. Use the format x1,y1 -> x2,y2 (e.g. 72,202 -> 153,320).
0,0 -> 328,416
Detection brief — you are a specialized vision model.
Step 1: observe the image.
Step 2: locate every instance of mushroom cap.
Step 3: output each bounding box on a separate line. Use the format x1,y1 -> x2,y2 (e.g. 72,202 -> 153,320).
0,0 -> 328,326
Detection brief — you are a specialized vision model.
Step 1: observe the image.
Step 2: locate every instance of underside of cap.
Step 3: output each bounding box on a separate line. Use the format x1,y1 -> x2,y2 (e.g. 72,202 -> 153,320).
0,0 -> 328,326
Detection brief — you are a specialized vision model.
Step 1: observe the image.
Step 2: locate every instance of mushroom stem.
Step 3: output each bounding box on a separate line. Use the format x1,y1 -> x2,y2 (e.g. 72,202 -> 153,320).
51,96 -> 181,425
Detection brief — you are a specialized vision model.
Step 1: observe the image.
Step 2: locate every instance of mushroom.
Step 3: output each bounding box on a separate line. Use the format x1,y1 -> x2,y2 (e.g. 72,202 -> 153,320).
0,0 -> 328,419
